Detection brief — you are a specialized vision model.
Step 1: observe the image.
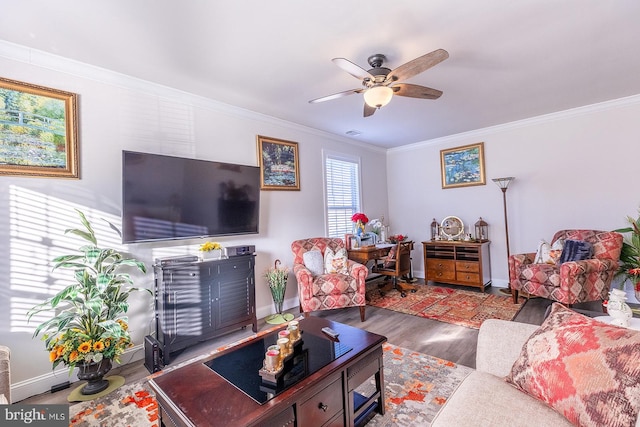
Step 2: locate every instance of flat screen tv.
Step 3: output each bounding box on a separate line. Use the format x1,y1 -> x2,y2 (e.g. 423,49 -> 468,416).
122,151 -> 260,243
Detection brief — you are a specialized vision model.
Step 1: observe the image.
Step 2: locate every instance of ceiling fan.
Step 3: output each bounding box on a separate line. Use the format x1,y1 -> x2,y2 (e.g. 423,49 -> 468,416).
309,49 -> 449,117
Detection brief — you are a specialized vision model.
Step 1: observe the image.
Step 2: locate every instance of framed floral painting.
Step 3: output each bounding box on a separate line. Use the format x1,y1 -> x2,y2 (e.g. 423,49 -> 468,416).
0,77 -> 79,178
440,142 -> 485,189
257,135 -> 300,190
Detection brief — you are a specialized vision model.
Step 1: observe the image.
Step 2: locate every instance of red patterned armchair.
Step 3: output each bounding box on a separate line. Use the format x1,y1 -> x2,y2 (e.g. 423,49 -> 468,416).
509,230 -> 623,305
291,237 -> 368,321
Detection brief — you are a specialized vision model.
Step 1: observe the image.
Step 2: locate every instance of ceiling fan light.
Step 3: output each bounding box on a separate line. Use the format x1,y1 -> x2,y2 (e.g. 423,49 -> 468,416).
363,86 -> 393,108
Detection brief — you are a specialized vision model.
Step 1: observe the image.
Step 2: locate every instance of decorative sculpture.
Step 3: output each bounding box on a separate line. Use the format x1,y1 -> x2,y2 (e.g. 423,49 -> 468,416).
607,288 -> 633,328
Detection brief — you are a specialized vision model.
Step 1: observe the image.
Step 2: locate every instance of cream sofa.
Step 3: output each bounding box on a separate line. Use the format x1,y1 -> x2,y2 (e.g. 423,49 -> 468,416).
432,320 -> 573,427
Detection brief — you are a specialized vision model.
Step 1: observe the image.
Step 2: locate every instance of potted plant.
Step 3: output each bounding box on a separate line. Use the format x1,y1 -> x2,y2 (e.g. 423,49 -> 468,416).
614,210 -> 640,301
264,259 -> 294,324
351,212 -> 369,237
199,241 -> 223,260
27,210 -> 150,395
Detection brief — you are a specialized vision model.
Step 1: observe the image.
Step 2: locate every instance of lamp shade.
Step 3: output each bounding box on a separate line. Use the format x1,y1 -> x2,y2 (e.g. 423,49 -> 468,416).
492,177 -> 514,190
363,86 -> 393,108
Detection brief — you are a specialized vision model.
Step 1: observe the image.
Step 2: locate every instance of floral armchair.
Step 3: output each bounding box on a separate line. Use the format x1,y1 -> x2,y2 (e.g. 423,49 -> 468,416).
509,230 -> 623,305
291,237 -> 368,321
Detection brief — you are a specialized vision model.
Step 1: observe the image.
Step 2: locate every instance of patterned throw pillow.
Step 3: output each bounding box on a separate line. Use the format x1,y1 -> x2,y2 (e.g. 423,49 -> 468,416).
566,230 -> 623,261
506,303 -> 640,427
383,245 -> 397,268
323,247 -> 349,275
302,249 -> 324,276
557,239 -> 592,264
534,239 -> 564,264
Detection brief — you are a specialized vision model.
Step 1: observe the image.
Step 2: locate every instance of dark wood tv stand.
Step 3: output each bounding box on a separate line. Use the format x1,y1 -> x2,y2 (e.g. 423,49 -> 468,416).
153,254 -> 257,365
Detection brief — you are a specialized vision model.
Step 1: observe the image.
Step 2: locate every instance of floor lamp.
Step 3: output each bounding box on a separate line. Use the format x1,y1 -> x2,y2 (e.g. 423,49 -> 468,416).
492,177 -> 514,296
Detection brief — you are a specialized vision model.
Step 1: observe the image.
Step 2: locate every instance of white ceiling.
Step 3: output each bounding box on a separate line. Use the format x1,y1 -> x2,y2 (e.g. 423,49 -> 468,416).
2,0 -> 640,148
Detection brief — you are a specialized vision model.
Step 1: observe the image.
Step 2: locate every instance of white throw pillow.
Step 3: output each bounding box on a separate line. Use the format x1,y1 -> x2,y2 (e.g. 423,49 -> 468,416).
324,247 -> 349,275
533,239 -> 564,264
302,250 -> 324,276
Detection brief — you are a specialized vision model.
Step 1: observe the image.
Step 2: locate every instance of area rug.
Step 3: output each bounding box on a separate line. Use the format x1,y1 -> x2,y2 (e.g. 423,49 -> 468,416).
69,341 -> 471,426
69,381 -> 158,426
356,342 -> 473,426
366,283 -> 524,329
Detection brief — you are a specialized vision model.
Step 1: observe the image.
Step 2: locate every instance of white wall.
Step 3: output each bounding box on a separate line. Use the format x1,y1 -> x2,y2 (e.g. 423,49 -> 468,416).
0,42 -> 388,401
387,96 -> 640,289
3,39 -> 639,402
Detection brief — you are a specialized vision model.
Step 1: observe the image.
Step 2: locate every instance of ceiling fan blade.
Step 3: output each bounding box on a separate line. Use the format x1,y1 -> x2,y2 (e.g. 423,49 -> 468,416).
386,49 -> 449,83
309,88 -> 363,104
332,58 -> 374,80
392,83 -> 443,99
363,103 -> 376,117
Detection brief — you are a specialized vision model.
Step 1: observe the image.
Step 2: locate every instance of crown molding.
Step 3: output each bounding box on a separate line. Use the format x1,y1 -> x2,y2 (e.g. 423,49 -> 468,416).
0,40 -> 382,153
390,93 -> 640,153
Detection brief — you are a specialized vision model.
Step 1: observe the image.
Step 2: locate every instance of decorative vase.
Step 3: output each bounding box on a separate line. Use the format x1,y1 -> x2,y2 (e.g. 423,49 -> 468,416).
354,220 -> 365,237
270,280 -> 286,314
77,359 -> 112,395
635,282 -> 640,303
201,249 -> 222,260
273,299 -> 284,315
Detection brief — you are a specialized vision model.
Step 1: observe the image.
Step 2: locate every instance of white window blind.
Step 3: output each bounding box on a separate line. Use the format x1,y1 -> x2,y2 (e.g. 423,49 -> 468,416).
325,155 -> 361,238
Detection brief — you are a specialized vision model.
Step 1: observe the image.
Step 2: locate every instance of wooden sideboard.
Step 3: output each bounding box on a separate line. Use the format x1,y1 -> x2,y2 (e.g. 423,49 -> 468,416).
422,241 -> 491,291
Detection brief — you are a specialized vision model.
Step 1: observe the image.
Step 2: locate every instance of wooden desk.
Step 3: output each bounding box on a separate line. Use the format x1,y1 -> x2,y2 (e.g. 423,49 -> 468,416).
348,243 -> 418,295
347,244 -> 394,265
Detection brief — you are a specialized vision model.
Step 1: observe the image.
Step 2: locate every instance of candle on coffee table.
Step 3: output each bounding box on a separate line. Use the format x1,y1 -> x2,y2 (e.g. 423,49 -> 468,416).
277,337 -> 290,356
265,349 -> 280,371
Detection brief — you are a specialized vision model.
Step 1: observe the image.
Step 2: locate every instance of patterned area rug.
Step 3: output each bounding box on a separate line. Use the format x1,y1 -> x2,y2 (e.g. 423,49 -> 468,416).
366,283 -> 524,329
357,343 -> 473,426
69,341 -> 471,426
69,381 -> 158,426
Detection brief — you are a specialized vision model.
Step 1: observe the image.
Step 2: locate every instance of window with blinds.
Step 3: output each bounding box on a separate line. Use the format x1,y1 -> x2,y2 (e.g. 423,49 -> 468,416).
324,154 -> 361,238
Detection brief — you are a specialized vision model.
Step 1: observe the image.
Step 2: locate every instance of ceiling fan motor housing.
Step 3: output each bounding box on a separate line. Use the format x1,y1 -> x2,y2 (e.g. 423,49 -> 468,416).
364,54 -> 391,86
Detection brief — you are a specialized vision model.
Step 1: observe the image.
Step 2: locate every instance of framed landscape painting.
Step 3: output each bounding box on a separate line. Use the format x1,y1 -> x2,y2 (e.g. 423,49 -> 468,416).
440,142 -> 485,189
0,77 -> 79,178
257,135 -> 300,190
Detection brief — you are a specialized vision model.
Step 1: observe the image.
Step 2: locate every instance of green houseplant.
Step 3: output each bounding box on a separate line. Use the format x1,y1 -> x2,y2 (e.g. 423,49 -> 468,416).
264,259 -> 294,324
614,210 -> 640,301
28,210 -> 150,394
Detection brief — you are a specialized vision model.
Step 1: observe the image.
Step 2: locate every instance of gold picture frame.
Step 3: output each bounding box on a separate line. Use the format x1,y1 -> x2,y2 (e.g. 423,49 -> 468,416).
440,142 -> 485,189
257,135 -> 300,190
0,77 -> 79,178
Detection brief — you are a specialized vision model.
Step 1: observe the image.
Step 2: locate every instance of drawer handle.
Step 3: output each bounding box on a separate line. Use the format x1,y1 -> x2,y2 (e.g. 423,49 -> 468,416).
318,402 -> 328,412
437,272 -> 442,277
438,263 -> 443,267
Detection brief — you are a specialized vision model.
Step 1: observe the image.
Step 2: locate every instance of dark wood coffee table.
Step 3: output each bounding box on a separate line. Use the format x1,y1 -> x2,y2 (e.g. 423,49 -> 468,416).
149,317 -> 386,427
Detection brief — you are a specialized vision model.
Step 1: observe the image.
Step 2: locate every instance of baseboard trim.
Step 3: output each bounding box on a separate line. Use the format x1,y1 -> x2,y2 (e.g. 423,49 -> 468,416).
11,344 -> 144,403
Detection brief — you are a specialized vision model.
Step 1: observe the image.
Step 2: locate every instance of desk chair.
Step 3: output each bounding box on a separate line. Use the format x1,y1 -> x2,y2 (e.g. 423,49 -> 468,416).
372,241 -> 417,297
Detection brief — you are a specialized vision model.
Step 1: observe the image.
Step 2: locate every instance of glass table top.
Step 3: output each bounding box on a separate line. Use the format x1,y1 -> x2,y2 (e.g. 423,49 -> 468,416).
205,329 -> 352,404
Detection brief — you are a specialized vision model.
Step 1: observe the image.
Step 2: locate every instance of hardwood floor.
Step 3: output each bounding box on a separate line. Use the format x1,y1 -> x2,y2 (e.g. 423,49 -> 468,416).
18,280 -> 604,406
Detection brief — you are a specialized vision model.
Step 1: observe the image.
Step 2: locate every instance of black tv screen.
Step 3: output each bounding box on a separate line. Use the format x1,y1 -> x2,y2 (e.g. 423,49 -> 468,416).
122,151 -> 260,243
